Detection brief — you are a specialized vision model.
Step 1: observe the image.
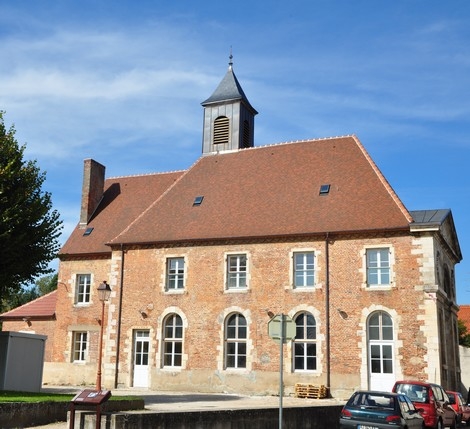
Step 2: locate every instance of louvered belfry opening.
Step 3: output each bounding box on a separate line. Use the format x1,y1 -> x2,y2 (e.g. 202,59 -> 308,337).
242,120 -> 250,148
213,116 -> 230,145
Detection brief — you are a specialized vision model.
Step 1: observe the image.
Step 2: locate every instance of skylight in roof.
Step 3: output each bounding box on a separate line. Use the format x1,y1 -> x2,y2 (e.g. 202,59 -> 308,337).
319,184 -> 331,195
83,227 -> 94,236
193,196 -> 204,206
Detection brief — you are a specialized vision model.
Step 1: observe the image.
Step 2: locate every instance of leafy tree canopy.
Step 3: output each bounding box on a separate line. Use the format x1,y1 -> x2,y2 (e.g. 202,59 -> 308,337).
0,111 -> 63,312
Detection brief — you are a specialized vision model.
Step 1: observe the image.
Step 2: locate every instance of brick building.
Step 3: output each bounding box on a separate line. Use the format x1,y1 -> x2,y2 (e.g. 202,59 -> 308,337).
14,61 -> 463,398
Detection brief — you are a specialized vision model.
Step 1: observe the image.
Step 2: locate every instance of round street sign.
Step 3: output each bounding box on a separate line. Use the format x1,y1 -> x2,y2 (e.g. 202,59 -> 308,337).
268,314 -> 296,344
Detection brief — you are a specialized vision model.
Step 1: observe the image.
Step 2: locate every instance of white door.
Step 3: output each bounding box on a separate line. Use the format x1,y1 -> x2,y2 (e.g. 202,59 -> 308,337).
369,342 -> 395,391
133,330 -> 150,388
368,311 -> 395,391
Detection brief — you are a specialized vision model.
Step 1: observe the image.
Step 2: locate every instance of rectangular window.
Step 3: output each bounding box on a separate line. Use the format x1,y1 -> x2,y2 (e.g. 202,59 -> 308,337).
227,254 -> 247,289
366,248 -> 390,286
294,252 -> 315,287
166,257 -> 185,290
72,332 -> 88,362
76,274 -> 91,304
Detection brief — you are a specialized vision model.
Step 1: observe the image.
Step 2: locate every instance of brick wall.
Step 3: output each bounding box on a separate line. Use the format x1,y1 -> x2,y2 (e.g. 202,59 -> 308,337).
46,231 -> 460,396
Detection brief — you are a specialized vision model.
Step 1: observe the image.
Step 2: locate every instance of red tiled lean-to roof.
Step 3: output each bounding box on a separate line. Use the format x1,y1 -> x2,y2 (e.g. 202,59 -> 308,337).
0,290 -> 57,320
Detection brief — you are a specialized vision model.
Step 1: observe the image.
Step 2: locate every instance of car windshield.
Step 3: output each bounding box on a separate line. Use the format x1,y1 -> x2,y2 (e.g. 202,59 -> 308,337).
395,383 -> 428,403
348,392 -> 396,409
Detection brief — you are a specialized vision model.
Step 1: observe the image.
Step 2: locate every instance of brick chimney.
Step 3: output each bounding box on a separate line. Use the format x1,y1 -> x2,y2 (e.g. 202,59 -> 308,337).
80,159 -> 105,227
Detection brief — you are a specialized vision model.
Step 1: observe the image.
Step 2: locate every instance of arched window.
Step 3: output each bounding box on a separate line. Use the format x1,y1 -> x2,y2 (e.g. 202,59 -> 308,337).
368,311 -> 393,375
293,312 -> 317,371
213,116 -> 230,145
225,313 -> 247,369
162,314 -> 183,367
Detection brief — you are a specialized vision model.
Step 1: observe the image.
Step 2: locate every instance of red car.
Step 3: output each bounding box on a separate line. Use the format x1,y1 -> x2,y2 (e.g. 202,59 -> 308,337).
392,380 -> 457,428
446,391 -> 465,424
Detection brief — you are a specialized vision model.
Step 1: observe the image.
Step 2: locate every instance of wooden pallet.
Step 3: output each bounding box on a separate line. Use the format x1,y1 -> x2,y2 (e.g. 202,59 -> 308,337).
295,383 -> 328,399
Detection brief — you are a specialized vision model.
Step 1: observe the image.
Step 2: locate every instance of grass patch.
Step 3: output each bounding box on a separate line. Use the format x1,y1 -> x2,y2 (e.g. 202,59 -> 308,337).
0,390 -> 142,403
0,391 -> 74,403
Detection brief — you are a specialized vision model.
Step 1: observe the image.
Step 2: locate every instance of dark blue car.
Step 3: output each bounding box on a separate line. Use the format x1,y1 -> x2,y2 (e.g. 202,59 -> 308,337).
340,390 -> 424,429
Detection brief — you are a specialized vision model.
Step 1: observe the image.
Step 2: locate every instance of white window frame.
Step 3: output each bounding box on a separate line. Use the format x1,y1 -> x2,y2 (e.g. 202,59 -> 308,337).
226,253 -> 248,290
293,312 -> 317,372
224,313 -> 247,369
72,331 -> 88,362
367,311 -> 394,375
293,251 -> 315,288
366,248 -> 391,286
361,246 -> 394,289
166,257 -> 185,291
162,314 -> 183,368
75,274 -> 91,304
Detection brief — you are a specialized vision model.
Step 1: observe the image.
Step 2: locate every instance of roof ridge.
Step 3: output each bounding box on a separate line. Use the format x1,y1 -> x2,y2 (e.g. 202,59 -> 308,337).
107,169 -> 187,180
351,135 -> 413,223
203,135 -> 357,157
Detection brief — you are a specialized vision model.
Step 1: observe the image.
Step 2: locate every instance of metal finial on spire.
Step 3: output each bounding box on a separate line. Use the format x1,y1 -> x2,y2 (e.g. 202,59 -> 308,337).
229,46 -> 233,69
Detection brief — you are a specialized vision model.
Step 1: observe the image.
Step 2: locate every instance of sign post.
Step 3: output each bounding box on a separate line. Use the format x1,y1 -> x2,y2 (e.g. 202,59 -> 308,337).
268,314 -> 296,429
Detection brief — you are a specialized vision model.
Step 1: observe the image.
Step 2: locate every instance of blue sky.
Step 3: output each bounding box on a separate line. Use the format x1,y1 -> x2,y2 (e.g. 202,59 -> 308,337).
1,1 -> 470,301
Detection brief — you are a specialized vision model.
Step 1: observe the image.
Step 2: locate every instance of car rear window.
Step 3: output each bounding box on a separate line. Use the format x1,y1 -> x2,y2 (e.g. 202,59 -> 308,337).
348,392 -> 396,409
394,383 -> 428,403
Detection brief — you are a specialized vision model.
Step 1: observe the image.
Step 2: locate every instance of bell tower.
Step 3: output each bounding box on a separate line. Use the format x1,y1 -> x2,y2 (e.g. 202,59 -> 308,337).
201,55 -> 258,155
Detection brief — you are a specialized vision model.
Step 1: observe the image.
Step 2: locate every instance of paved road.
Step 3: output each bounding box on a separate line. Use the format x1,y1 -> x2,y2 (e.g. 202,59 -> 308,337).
28,385 -> 342,428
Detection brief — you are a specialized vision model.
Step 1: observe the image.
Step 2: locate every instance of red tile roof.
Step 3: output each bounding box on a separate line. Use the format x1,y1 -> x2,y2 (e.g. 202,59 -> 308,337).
60,135 -> 413,254
113,136 -> 412,245
459,305 -> 470,331
60,171 -> 183,256
0,290 -> 57,320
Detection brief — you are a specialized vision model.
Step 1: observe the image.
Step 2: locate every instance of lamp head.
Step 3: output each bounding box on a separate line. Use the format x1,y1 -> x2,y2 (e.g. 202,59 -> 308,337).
97,281 -> 112,302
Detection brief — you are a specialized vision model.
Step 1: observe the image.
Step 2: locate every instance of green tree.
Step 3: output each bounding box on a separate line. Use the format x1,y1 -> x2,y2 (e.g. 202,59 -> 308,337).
35,273 -> 58,296
458,319 -> 470,348
0,112 -> 63,313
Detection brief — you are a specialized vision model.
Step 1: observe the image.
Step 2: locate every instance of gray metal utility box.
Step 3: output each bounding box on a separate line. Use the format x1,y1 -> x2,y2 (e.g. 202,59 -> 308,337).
0,331 -> 47,392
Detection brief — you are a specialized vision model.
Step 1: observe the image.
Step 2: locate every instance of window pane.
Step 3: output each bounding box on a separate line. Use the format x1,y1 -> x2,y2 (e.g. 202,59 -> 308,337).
367,249 -> 390,285
382,326 -> 393,340
76,274 -> 91,303
73,332 -> 87,362
227,255 -> 247,288
369,326 -> 380,340
293,312 -> 317,371
225,314 -> 247,368
167,258 -> 185,290
382,345 -> 392,360
294,252 -> 314,287
383,360 -> 393,373
163,314 -> 183,368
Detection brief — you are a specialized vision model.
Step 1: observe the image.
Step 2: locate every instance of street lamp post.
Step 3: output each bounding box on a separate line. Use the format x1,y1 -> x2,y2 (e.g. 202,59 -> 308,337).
96,281 -> 112,391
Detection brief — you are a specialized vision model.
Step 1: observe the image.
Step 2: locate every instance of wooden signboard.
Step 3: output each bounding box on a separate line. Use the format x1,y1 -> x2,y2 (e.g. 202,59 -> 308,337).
69,389 -> 112,429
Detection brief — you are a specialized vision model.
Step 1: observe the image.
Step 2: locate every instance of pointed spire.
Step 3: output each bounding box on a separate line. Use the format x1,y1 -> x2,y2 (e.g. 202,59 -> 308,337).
201,54 -> 257,114
229,47 -> 233,69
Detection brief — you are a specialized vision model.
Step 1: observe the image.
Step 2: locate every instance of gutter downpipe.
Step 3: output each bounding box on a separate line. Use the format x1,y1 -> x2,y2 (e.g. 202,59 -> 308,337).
114,244 -> 125,389
325,233 -> 331,393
